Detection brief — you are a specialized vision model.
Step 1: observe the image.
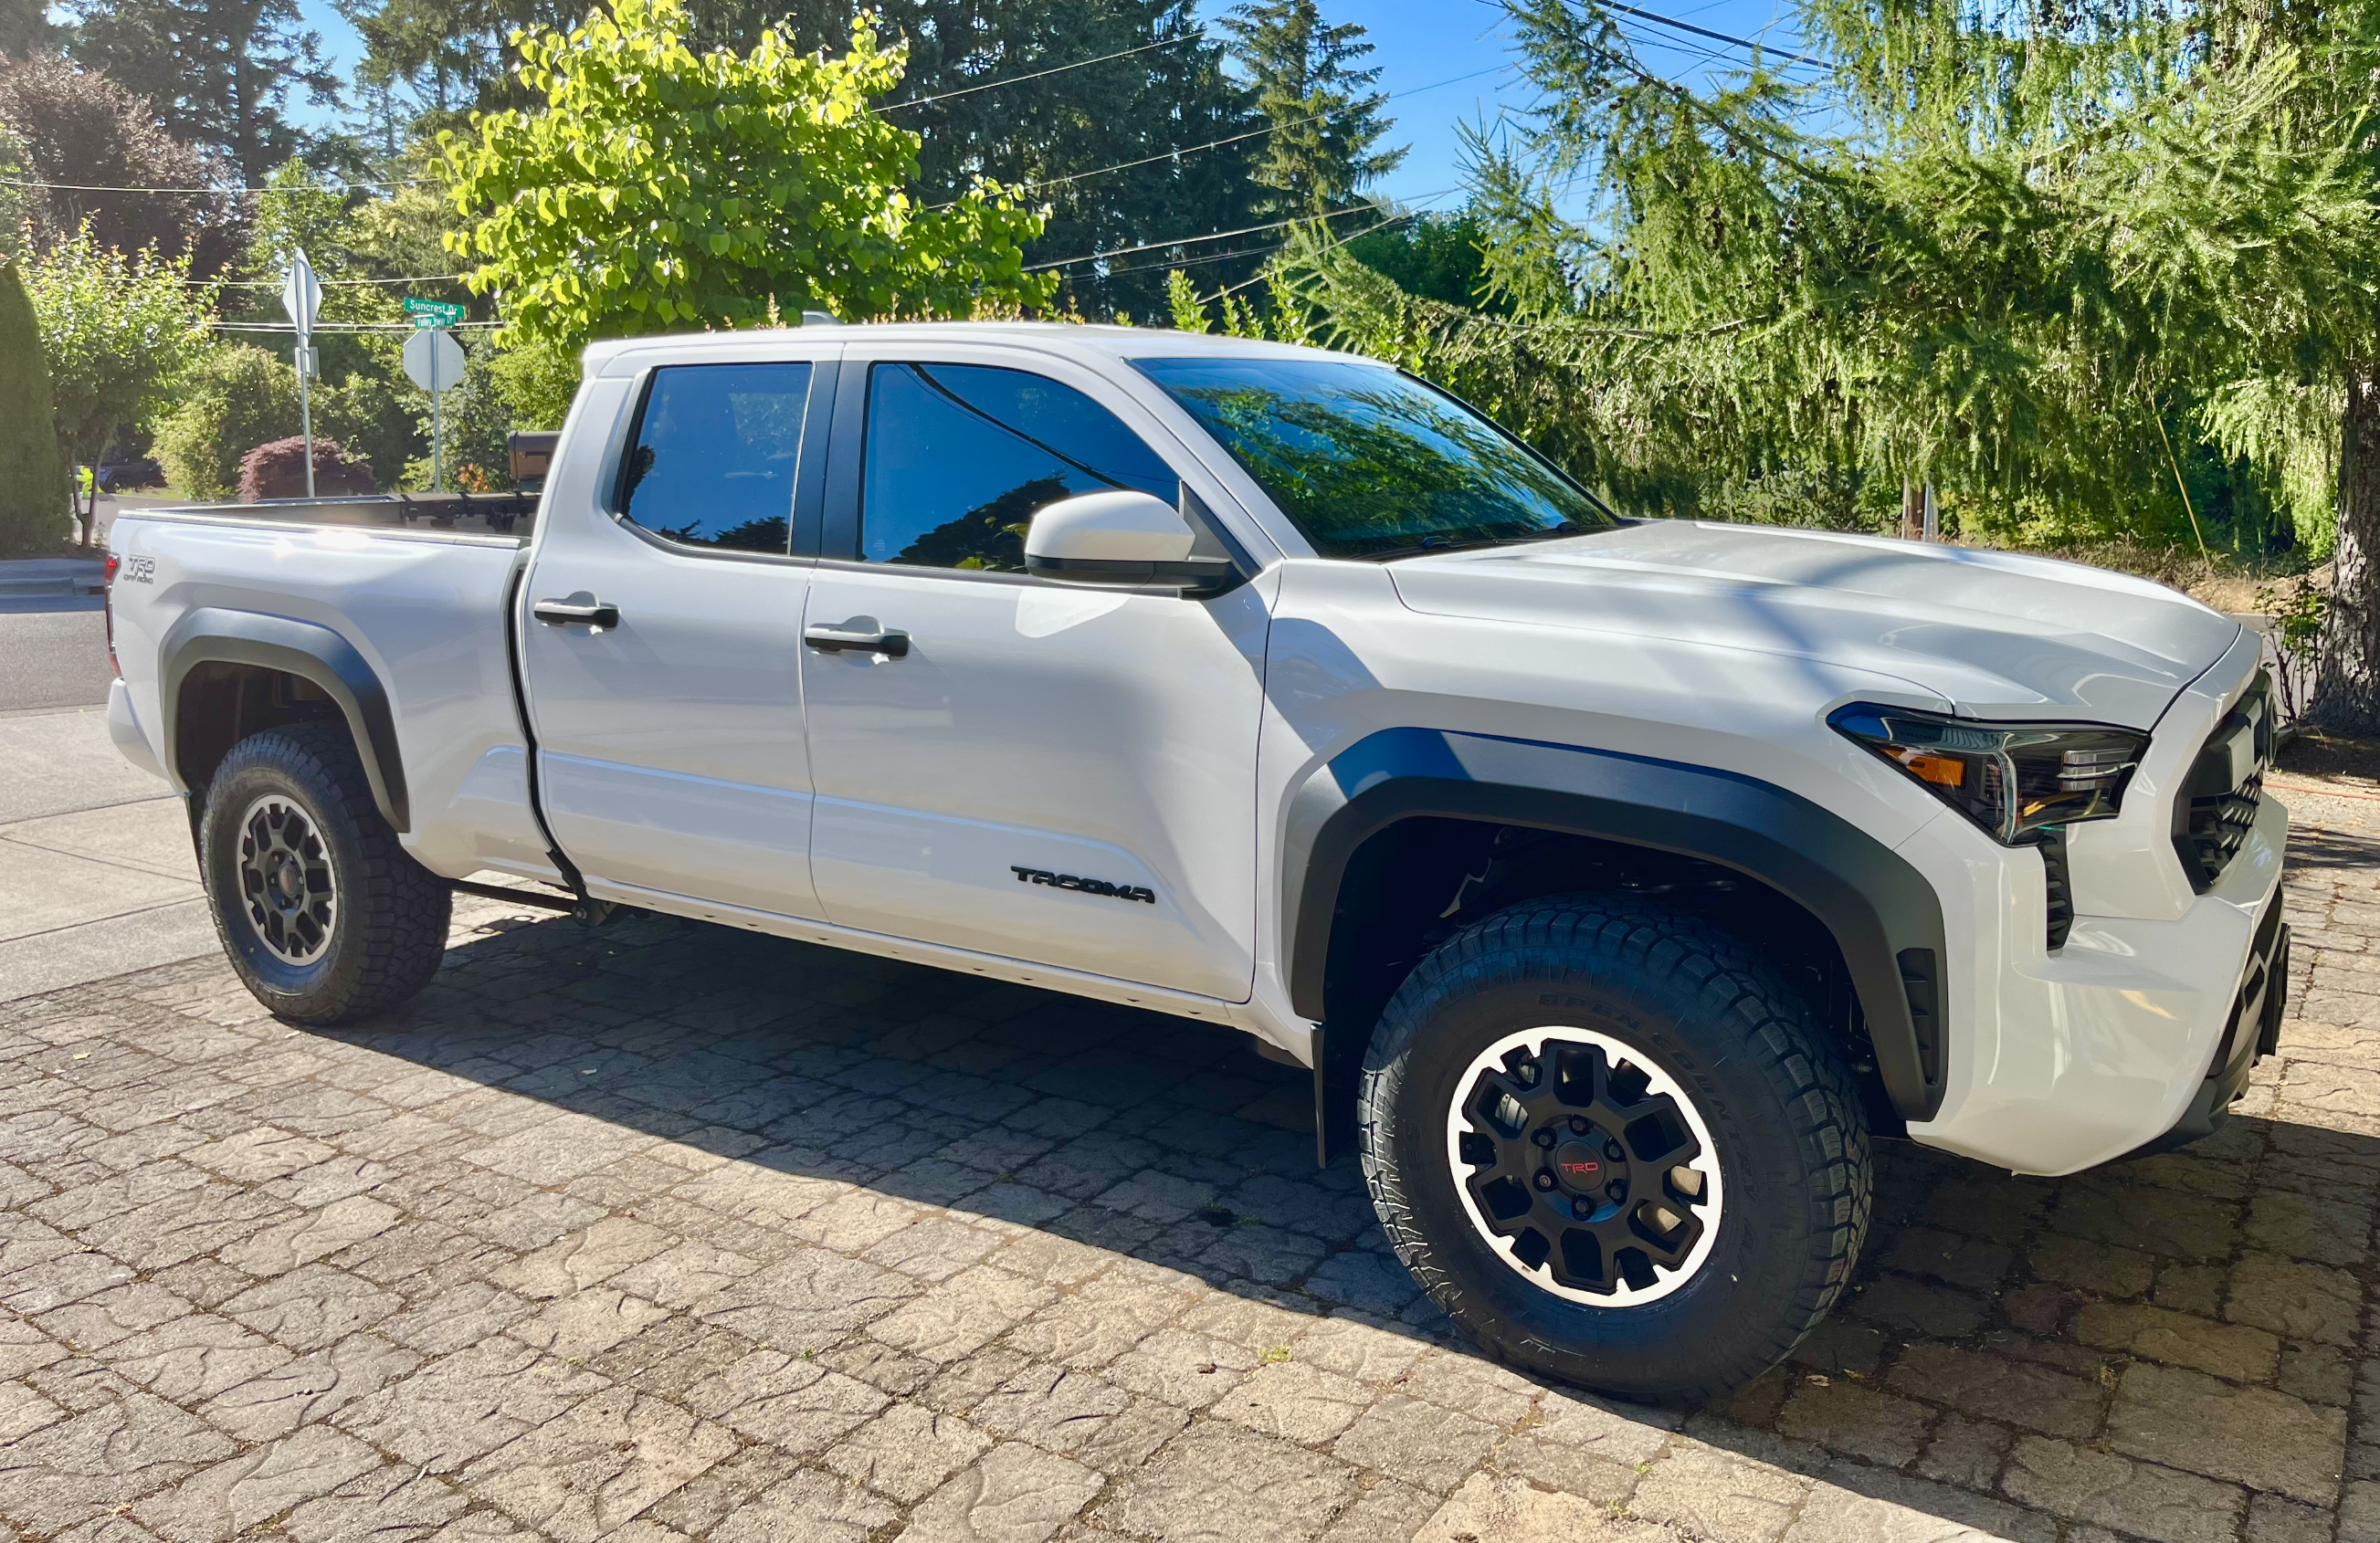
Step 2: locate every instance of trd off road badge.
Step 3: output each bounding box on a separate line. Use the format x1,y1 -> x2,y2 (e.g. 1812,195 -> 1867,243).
1010,866 -> 1157,905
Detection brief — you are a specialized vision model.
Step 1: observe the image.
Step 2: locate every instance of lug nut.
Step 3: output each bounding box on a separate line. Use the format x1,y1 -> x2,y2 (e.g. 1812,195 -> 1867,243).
1568,1116 -> 1591,1135
1605,1139 -> 1626,1163
1606,1178 -> 1627,1202
1532,1128 -> 1556,1149
1571,1198 -> 1594,1220
1534,1170 -> 1556,1191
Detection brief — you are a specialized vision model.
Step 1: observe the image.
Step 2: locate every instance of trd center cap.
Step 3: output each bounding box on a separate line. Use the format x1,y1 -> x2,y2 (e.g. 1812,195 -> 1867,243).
1551,1139 -> 1606,1191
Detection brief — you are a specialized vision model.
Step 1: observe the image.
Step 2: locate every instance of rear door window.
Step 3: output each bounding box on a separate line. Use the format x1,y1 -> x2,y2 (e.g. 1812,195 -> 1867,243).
618,362 -> 815,554
859,362 -> 1175,572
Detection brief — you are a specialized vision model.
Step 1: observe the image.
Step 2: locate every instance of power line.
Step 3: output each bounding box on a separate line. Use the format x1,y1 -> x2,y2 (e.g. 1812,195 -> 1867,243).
1601,2 -> 1827,67
1029,183 -> 1461,277
1481,0 -> 1827,69
1025,205 -> 1384,271
931,60 -> 1511,210
882,34 -> 1201,110
0,175 -> 427,195
205,319 -> 501,331
207,273 -> 471,288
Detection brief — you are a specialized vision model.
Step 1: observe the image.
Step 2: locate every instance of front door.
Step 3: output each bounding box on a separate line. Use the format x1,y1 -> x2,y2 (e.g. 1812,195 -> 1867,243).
798,351 -> 1270,1000
521,354 -> 834,918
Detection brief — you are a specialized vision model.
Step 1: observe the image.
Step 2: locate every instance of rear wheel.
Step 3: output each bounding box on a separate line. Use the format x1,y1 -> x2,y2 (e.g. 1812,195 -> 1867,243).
1357,894 -> 1870,1401
199,721 -> 450,1023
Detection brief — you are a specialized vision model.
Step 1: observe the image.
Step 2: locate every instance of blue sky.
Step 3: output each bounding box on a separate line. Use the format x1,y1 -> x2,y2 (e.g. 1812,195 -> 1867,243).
287,0 -> 1812,210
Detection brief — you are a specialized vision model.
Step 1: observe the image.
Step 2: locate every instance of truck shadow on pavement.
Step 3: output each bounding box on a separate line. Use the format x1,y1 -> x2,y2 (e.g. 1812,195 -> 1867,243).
234,857 -> 2363,1543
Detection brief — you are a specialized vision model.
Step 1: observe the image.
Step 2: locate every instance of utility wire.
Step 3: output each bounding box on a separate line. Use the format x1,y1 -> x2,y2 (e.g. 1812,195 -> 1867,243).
1032,183 -> 1461,276
207,273 -> 471,287
929,60 -> 1511,210
0,175 -> 428,195
205,319 -> 502,331
881,33 -> 1201,110
1480,0 -> 1827,68
1599,2 -> 1827,68
1024,204 -> 1385,271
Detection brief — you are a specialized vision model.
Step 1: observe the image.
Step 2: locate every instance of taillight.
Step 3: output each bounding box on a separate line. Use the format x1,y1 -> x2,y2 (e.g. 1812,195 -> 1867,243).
102,553 -> 119,677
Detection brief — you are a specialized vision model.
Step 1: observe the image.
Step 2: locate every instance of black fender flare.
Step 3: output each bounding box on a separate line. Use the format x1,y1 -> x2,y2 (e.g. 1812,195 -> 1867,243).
1283,729 -> 1947,1123
159,607 -> 411,833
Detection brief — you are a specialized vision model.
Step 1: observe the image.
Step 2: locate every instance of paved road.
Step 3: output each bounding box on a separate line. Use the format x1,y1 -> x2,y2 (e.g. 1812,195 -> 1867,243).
0,782 -> 2373,1541
0,604 -> 111,713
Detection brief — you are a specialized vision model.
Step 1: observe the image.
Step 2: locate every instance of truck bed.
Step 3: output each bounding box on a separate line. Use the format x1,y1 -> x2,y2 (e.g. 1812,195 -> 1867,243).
106,494 -> 555,886
139,490 -> 539,543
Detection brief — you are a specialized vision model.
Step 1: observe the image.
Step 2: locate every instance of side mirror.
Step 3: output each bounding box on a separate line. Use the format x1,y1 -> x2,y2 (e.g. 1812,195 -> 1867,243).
1025,490 -> 1236,593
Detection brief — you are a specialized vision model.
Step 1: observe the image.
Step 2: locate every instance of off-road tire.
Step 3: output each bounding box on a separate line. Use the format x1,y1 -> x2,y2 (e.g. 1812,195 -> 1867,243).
1358,893 -> 1870,1401
198,721 -> 451,1024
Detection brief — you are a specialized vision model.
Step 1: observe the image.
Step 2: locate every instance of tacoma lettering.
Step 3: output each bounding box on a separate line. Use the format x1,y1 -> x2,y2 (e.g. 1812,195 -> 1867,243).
1010,866 -> 1156,904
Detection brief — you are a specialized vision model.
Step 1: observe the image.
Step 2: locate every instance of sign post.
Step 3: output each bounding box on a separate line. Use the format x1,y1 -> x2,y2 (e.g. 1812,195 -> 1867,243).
403,327 -> 467,493
281,250 -> 322,498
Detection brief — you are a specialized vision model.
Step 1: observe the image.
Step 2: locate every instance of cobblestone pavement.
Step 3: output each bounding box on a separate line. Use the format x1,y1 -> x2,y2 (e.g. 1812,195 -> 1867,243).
3,811 -> 2377,1543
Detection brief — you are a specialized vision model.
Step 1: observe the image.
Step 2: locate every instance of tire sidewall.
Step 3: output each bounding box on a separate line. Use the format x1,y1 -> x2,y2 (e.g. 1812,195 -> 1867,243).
201,746 -> 369,1018
1378,939 -> 1840,1397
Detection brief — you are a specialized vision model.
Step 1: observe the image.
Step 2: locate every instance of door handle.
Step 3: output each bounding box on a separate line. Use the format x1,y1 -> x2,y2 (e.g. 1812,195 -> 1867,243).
534,594 -> 620,631
805,621 -> 910,658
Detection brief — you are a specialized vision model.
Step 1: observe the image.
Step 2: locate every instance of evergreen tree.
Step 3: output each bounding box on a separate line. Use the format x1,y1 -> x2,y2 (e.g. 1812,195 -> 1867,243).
0,0 -> 56,56
1220,0 -> 1404,215
65,0 -> 339,180
0,262 -> 66,555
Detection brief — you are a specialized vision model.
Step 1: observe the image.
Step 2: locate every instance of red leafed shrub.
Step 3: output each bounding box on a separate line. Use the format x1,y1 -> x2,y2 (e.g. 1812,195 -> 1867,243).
237,436 -> 377,502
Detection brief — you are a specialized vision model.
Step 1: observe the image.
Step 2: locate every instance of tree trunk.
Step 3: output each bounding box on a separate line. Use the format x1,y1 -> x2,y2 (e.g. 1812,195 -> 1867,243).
2313,362 -> 2380,732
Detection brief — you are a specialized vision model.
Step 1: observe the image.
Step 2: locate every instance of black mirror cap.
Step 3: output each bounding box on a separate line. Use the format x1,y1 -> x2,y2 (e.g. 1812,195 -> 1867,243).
1026,552 -> 1240,597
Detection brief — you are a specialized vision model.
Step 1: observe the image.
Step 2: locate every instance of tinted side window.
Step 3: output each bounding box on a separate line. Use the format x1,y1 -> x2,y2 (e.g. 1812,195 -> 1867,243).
860,362 -> 1175,572
618,362 -> 813,553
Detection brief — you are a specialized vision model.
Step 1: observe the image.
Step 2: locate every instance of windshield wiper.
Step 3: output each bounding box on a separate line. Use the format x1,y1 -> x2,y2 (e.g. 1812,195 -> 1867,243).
1360,523 -> 1599,563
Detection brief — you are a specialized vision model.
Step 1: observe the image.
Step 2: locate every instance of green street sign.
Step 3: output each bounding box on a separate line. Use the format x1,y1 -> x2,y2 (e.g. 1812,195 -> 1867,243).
404,297 -> 465,328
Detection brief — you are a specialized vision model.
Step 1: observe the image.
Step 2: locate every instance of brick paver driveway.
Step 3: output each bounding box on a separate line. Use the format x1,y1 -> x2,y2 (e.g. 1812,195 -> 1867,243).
4,805 -> 2377,1543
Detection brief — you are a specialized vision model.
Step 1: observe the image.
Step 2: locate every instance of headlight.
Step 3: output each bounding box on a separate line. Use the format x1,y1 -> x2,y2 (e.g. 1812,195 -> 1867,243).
1829,703 -> 2146,845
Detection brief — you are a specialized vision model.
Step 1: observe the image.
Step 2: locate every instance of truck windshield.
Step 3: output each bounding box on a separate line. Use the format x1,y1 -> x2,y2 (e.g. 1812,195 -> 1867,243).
1132,357 -> 1620,560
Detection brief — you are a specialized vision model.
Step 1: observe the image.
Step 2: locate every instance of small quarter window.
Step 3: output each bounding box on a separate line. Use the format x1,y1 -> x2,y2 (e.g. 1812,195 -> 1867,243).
859,362 -> 1175,572
618,362 -> 814,553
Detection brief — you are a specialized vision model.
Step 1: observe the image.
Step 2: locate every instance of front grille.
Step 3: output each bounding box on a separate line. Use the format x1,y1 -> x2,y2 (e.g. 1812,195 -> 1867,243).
2173,673 -> 2275,893
2039,830 -> 2074,950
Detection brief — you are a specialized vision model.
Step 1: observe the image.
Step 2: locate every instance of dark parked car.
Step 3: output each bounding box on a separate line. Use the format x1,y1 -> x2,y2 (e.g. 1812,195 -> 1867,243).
97,457 -> 164,493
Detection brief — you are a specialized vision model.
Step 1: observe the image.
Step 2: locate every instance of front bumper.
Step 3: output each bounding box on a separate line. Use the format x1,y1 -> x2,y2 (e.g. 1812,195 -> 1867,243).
2116,895 -> 2288,1161
1903,788 -> 2289,1175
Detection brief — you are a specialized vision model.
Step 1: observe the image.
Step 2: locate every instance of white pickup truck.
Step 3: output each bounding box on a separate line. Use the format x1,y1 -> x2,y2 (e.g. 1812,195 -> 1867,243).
102,322 -> 2288,1400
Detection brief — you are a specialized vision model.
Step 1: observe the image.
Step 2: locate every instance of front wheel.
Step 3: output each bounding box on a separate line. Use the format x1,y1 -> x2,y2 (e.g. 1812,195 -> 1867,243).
1358,895 -> 1870,1401
198,721 -> 451,1024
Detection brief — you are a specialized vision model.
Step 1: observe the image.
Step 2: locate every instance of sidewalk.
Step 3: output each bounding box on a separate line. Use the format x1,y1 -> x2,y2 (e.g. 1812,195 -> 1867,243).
0,705 -> 216,1000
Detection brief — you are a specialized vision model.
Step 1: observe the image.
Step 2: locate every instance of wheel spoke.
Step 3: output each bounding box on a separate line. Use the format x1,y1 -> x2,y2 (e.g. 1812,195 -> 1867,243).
1447,1026 -> 1723,1308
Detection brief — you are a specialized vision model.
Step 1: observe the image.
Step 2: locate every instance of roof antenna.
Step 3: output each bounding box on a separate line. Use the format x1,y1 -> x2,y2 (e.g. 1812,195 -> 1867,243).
801,310 -> 842,327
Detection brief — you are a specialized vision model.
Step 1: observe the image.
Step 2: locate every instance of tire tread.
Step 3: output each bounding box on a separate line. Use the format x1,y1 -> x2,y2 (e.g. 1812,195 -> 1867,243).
1355,893 -> 1871,1401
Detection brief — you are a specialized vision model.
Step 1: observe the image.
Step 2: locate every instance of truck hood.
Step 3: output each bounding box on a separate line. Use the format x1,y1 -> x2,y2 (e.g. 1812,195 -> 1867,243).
1387,520 -> 2241,730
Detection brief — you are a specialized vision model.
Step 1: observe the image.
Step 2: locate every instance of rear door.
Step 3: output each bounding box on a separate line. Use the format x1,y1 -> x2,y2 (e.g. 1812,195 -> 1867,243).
796,344 -> 1272,1000
520,348 -> 836,918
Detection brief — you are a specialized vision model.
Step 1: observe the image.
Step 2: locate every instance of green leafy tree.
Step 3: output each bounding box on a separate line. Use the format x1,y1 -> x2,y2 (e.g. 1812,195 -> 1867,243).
441,0 -> 1057,342
24,224 -> 212,539
1343,209 -> 1497,310
488,333 -> 577,429
1220,0 -> 1404,215
149,342 -> 300,501
763,0 -> 1268,320
0,263 -> 67,554
346,0 -> 1269,320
